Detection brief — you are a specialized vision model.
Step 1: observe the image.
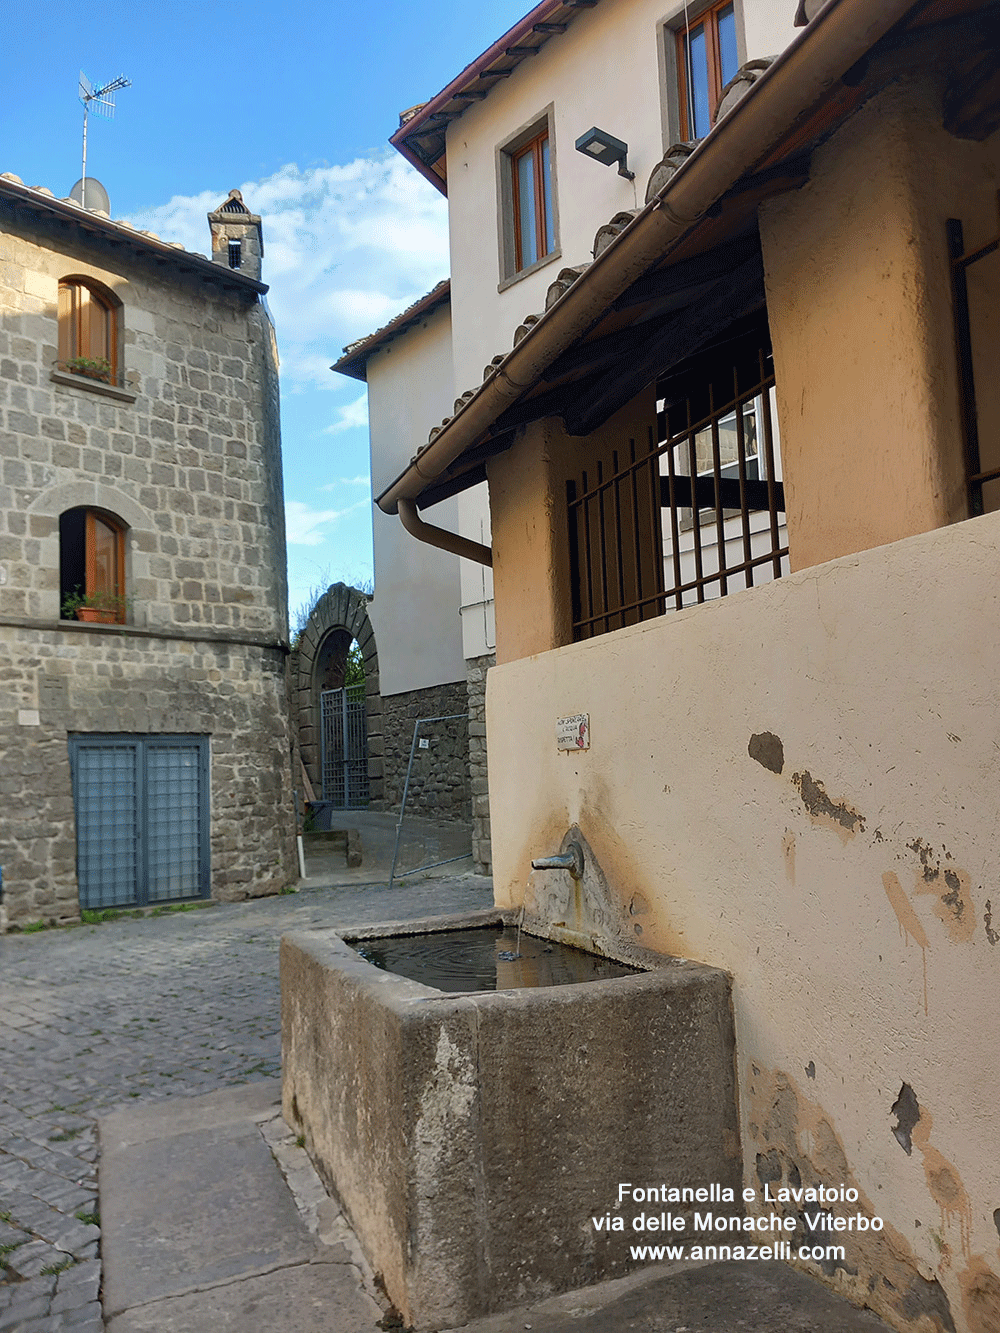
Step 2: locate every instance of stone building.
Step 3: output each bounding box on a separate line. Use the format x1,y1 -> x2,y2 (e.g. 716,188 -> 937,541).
0,176 -> 295,930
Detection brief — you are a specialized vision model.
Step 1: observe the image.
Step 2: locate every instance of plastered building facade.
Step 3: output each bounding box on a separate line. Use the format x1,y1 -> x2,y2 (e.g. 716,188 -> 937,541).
374,1 -> 1000,1331
0,177 -> 296,929
332,288 -> 494,865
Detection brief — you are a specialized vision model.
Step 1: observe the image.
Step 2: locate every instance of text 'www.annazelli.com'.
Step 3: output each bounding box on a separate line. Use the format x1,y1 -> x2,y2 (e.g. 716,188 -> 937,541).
626,1242 -> 847,1263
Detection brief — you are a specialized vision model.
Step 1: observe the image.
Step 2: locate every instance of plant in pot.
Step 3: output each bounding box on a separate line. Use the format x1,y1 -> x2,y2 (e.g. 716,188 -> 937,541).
60,356 -> 113,384
61,587 -> 130,624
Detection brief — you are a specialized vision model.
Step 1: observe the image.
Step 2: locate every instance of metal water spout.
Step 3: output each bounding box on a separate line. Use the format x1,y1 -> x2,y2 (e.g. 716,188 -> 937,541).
531,840 -> 585,880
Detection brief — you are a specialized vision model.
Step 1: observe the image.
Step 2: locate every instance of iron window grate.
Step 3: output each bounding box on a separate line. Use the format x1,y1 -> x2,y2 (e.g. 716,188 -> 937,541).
69,735 -> 210,910
567,338 -> 787,641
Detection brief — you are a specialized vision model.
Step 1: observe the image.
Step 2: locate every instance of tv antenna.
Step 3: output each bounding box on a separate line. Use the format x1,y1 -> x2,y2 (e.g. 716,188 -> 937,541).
78,72 -> 131,206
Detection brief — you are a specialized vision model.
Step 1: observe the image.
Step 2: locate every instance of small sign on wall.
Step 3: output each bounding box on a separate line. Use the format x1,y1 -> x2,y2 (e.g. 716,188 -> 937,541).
556,713 -> 590,750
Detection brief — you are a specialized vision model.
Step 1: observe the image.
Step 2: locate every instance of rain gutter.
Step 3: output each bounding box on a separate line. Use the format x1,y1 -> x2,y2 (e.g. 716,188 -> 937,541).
398,498 -> 494,567
376,0 -> 924,547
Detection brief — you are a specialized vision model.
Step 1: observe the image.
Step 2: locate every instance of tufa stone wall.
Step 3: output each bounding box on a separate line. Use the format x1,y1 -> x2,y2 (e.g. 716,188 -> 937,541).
467,652 -> 494,874
381,679 -> 470,822
292,584 -> 382,808
0,626 -> 294,928
0,189 -> 295,927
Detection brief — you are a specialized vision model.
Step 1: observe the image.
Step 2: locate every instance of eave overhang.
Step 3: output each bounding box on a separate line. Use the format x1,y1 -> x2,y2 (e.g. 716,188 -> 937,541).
390,0 -> 600,195
332,281 -> 451,382
0,176 -> 269,296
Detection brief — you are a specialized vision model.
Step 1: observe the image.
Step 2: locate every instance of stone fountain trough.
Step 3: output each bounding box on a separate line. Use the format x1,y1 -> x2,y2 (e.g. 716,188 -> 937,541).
281,887 -> 739,1331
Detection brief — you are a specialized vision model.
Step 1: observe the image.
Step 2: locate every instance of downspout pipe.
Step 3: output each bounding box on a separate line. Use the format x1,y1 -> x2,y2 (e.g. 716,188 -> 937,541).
376,0 -> 922,520
398,498 -> 493,567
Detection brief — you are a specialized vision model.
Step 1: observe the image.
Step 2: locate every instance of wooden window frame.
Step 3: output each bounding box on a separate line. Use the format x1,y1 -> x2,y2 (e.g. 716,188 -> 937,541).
57,278 -> 121,385
511,129 -> 553,274
675,0 -> 738,140
60,507 -> 128,623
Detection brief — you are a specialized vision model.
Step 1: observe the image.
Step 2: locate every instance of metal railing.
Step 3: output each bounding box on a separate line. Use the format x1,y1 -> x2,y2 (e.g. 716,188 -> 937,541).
948,198 -> 1000,518
567,339 -> 787,641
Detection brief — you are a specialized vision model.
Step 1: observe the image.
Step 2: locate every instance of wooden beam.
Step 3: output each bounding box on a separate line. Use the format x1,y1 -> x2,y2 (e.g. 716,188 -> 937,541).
659,473 -> 783,512
944,45 -> 1000,140
563,254 -> 766,436
612,233 -> 762,311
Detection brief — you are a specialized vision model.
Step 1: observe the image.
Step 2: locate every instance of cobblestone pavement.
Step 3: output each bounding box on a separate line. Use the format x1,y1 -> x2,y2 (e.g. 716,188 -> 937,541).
0,876 -> 494,1332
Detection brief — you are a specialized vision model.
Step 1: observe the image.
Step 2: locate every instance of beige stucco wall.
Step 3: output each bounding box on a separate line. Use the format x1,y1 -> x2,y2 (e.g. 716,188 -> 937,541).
444,0 -> 798,396
759,74 -> 997,570
367,302 -> 468,694
487,388 -> 658,664
486,508 -> 1000,1333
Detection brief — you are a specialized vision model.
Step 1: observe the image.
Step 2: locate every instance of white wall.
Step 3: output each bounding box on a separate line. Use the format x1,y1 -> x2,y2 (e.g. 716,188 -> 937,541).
458,486 -> 495,660
366,302 -> 467,694
443,0 -> 799,395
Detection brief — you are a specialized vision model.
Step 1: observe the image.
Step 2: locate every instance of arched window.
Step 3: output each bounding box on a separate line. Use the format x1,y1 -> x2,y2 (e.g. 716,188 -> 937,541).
60,508 -> 127,623
58,279 -> 120,385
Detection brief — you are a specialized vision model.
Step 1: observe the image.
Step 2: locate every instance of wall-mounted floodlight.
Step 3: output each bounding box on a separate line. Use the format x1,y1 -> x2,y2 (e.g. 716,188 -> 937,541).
574,127 -> 634,180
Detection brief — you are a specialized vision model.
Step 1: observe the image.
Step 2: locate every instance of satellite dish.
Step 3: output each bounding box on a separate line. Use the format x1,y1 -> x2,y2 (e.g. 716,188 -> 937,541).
70,177 -> 110,213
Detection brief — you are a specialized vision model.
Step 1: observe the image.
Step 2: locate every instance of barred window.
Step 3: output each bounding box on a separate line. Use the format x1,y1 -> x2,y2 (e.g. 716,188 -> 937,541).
567,329 -> 788,641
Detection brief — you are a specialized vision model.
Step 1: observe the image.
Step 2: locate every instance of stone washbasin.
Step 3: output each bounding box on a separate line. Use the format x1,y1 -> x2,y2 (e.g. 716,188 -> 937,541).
281,907 -> 740,1330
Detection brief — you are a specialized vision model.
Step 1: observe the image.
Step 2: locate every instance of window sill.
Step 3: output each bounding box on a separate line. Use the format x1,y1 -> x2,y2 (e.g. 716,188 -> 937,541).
498,247 -> 562,294
50,369 -> 136,403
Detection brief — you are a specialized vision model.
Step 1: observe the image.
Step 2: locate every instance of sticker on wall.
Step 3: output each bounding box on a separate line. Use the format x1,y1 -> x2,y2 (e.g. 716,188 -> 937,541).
556,713 -> 590,750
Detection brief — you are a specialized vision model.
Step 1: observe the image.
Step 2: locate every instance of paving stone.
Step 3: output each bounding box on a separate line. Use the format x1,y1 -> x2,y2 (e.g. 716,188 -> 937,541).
0,875 -> 493,1333
5,1239 -> 65,1279
0,1298 -> 51,1330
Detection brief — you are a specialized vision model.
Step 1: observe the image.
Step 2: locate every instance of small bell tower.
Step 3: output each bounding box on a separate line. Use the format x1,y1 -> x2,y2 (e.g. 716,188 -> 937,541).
208,189 -> 263,281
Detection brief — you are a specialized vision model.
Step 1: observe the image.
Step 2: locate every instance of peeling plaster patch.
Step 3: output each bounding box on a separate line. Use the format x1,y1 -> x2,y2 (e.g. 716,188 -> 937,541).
993,1208 -> 1000,1241
782,830 -> 796,882
792,771 -> 865,841
749,731 -> 784,774
756,1149 -> 782,1188
909,842 -> 977,943
805,1060 -> 815,1080
890,1083 -> 920,1155
882,872 -> 930,1013
984,900 -> 998,946
899,1274 -> 958,1333
744,1062 -> 956,1333
958,1259 -> 1000,1333
912,1110 -> 974,1257
628,892 -> 649,917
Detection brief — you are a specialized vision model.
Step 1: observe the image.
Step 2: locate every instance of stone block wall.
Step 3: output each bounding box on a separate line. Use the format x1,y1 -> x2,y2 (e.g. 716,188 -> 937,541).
0,209 -> 287,635
381,680 -> 471,821
0,625 -> 296,929
467,652 -> 494,874
291,584 -> 383,809
0,186 -> 295,927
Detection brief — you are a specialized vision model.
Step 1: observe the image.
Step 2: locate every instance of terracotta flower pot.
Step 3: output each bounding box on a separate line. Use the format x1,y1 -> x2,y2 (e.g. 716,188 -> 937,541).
76,607 -> 117,624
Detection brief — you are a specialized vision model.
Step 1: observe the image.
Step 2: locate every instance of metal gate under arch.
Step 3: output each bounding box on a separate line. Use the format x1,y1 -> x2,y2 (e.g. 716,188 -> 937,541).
320,682 -> 369,808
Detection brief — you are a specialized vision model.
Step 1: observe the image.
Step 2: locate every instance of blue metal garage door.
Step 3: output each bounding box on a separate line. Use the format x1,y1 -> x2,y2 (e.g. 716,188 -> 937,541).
69,735 -> 210,910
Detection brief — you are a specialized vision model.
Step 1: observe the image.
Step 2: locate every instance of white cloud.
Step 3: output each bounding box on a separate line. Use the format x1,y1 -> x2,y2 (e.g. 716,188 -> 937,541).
321,474 -> 371,490
321,392 -> 369,436
285,498 -> 369,546
126,154 -> 449,392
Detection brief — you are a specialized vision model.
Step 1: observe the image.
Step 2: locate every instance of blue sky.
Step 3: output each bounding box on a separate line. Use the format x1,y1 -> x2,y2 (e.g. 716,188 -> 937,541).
4,0 -> 529,624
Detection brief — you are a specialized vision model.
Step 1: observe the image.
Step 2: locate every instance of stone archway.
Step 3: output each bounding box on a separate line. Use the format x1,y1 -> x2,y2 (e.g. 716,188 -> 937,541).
293,583 -> 382,808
